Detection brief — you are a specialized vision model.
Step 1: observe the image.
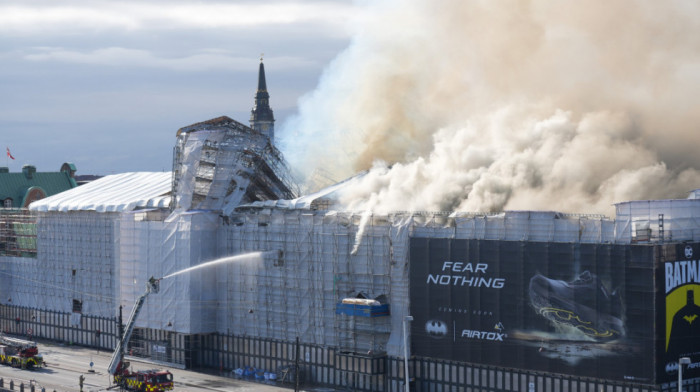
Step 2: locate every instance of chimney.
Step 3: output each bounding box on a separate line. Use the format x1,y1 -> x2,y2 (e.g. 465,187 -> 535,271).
22,165 -> 36,179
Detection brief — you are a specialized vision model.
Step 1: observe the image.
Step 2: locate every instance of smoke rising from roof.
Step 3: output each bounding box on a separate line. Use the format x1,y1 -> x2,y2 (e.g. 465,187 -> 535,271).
280,0 -> 700,215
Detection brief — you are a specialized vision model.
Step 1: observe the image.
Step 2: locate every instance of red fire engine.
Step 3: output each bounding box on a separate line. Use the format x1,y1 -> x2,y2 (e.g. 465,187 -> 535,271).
108,277 -> 173,391
0,334 -> 43,369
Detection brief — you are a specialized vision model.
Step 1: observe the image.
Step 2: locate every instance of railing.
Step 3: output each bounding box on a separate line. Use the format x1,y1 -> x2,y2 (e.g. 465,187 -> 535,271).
0,378 -> 56,392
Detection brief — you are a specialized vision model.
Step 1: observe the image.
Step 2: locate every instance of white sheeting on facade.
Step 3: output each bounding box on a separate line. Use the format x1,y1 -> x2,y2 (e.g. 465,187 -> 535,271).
0,211 -> 120,317
120,210 -> 219,334
614,198 -> 700,243
220,209 -> 396,354
4,198 -> 700,360
6,162 -> 700,361
28,172 -> 172,213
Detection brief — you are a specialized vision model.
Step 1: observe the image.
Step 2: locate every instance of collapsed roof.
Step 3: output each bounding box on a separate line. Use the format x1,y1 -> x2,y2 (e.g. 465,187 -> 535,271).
173,116 -> 298,215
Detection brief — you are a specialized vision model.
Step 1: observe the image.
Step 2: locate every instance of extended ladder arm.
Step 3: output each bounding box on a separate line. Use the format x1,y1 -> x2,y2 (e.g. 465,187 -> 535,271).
108,277 -> 160,375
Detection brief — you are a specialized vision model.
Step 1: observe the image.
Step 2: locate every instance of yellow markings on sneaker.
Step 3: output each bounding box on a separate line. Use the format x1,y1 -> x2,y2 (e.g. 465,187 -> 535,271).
539,307 -> 592,325
576,324 -> 616,338
540,307 -> 619,338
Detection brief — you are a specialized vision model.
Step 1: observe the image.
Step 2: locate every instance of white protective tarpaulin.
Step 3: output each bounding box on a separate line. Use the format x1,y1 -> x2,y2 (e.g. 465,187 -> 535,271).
614,198 -> 700,243
29,172 -> 172,212
119,210 -> 219,334
0,211 -> 120,317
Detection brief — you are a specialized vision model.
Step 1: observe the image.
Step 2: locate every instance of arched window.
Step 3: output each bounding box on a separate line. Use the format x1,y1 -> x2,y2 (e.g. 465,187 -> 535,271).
3,198 -> 12,208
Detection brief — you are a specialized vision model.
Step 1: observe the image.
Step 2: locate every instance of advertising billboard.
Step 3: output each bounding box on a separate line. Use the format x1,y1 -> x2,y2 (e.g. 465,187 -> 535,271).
657,242 -> 700,383
409,238 -> 655,383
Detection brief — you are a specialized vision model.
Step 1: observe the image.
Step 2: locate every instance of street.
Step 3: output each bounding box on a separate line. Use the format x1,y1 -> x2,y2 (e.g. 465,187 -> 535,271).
0,340 -> 295,392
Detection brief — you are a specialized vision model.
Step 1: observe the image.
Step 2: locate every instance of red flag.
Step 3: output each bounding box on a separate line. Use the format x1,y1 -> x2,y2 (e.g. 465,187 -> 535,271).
6,147 -> 14,160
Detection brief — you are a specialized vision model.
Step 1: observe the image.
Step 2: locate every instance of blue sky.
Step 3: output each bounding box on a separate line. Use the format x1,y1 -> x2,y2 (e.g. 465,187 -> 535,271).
0,0 -> 357,175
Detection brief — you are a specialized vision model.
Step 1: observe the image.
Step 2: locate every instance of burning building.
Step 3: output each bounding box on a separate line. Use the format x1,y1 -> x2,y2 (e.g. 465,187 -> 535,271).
2,4 -> 700,388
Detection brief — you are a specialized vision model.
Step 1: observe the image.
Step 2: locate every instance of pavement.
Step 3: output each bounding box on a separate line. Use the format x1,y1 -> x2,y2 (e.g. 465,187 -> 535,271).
0,338 -> 344,392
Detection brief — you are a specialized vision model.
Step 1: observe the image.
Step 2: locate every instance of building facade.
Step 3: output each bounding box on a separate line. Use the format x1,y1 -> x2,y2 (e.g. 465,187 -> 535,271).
0,164 -> 77,209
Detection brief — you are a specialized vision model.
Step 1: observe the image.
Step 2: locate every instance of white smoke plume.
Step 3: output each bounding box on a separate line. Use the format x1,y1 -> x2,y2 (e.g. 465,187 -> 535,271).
280,0 -> 700,215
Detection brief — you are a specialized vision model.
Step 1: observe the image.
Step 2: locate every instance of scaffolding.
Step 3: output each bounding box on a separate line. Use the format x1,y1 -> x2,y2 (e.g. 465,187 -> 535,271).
171,116 -> 298,215
0,209 -> 119,339
215,207 -> 634,359
0,209 -> 37,258
220,210 -> 396,355
3,195 -> 700,364
614,199 -> 700,243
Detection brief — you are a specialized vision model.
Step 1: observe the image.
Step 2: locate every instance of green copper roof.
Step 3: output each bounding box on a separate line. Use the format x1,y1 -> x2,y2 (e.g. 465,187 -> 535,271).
0,165 -> 78,208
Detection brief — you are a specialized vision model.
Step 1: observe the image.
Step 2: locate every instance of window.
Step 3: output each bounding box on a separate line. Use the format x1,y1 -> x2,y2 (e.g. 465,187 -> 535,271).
3,198 -> 12,208
72,299 -> 82,313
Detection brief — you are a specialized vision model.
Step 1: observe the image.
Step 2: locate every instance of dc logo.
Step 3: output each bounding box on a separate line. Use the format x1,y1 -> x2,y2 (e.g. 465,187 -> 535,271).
685,245 -> 693,259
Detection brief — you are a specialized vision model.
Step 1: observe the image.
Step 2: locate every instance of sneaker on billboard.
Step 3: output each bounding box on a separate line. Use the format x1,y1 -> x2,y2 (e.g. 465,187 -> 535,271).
529,271 -> 624,341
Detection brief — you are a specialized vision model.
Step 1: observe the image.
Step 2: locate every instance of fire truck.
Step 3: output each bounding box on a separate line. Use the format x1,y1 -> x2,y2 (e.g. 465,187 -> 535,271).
108,277 -> 174,392
0,334 -> 43,369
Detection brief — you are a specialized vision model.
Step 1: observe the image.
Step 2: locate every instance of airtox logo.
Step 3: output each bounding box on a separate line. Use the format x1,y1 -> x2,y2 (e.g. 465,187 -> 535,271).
461,329 -> 506,341
461,321 -> 508,341
666,360 -> 700,374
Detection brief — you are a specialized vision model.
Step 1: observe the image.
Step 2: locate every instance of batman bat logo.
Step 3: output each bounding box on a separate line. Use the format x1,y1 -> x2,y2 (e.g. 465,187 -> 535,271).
684,314 -> 698,324
425,319 -> 448,339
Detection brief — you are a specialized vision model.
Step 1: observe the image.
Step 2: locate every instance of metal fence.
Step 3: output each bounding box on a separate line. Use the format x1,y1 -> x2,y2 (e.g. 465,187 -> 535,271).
0,305 -> 116,350
385,357 -> 700,392
1,305 -> 699,392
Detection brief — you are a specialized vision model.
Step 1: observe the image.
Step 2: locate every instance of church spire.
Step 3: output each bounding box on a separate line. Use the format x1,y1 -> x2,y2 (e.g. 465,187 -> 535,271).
250,55 -> 275,141
257,58 -> 268,92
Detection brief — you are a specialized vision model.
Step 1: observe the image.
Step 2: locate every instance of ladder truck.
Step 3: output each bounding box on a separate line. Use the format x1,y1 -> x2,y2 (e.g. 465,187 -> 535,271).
108,277 -> 173,392
0,334 -> 43,369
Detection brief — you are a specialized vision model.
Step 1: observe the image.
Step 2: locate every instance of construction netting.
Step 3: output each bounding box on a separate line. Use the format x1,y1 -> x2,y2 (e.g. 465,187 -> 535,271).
172,117 -> 297,216
216,209 -> 621,358
219,210 -> 403,356
615,199 -> 700,243
0,210 -> 118,319
1,192 -> 700,362
0,209 -> 36,257
119,209 -> 219,334
411,210 -> 614,242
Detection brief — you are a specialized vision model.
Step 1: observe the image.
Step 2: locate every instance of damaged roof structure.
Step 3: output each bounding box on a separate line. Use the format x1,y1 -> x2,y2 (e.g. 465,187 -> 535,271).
173,115 -> 298,215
